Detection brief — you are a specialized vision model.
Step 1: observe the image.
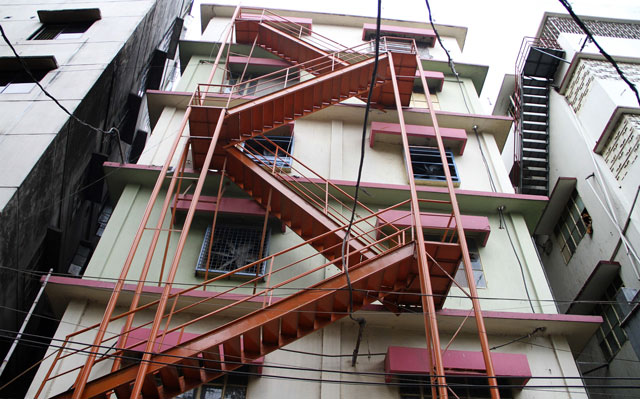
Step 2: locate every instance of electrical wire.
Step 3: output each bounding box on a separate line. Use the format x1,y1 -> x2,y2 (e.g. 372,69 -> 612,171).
3,328 -> 640,390
339,0 -> 382,365
0,24 -> 120,138
498,207 -> 536,313
558,0 -> 640,107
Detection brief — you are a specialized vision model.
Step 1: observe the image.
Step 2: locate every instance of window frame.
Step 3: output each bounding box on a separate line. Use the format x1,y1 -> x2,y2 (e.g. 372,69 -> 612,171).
409,145 -> 460,185
553,189 -> 590,263
175,372 -> 248,399
453,238 -> 486,289
594,275 -> 628,361
244,135 -> 294,170
195,223 -> 271,279
0,56 -> 56,94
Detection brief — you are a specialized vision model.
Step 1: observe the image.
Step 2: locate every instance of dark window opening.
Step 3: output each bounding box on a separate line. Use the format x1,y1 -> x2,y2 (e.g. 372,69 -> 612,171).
196,224 -> 270,278
0,68 -> 49,94
29,21 -> 94,40
244,135 -> 293,169
409,146 -> 459,183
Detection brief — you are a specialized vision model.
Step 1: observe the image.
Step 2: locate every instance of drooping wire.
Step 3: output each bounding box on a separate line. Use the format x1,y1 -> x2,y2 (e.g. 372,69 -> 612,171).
0,24 -> 123,154
557,0 -> 640,107
340,0 -> 382,366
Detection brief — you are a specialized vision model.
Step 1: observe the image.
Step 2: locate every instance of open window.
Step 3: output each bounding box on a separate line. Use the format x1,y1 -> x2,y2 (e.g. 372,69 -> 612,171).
30,8 -> 101,40
453,238 -> 486,288
553,189 -> 591,263
244,135 -> 294,169
594,274 -> 629,361
409,146 -> 460,185
196,223 -> 270,279
0,56 -> 57,94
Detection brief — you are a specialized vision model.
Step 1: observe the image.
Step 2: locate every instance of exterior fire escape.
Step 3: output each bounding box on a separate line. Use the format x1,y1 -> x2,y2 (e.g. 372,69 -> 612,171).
37,8 -> 501,399
510,38 -> 564,196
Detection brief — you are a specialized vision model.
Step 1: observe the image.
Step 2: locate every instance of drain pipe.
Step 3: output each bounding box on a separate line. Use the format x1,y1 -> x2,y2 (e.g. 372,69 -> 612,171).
0,268 -> 53,378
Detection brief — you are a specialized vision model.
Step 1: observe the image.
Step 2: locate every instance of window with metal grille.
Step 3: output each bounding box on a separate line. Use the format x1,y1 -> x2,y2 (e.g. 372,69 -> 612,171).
176,370 -> 248,399
594,275 -> 628,361
196,224 -> 270,278
244,135 -> 293,169
453,238 -> 486,288
409,146 -> 459,184
29,21 -> 94,40
399,376 -> 513,398
553,189 -> 591,263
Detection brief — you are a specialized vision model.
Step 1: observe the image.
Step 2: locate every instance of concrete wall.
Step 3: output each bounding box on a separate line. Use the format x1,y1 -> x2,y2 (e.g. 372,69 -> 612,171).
0,0 -> 190,395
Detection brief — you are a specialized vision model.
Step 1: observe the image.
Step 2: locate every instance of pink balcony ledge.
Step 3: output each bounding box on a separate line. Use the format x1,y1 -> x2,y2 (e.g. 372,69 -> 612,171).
369,121 -> 467,155
385,346 -> 531,385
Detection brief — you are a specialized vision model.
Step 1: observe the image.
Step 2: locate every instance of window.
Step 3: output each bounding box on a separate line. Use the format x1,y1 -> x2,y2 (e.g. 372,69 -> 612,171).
176,372 -> 248,399
553,189 -> 591,263
29,21 -> 94,40
244,135 -> 293,169
409,146 -> 459,184
399,376 -> 512,398
196,223 -> 270,278
453,238 -> 486,288
594,275 -> 628,361
0,68 -> 49,94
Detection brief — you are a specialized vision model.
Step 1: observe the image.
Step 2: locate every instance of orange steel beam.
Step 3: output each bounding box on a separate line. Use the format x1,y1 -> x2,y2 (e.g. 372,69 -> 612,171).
387,52 -> 448,398
415,54 -> 500,398
130,109 -> 227,398
65,7 -> 242,398
203,158 -> 227,288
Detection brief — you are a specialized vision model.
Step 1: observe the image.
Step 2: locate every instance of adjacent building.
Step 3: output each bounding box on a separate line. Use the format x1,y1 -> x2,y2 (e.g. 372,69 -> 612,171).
26,5 -> 602,399
494,12 -> 640,399
0,1 -> 191,396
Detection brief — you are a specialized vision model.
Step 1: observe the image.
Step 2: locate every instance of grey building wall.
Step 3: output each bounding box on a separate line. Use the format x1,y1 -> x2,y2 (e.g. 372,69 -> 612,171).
0,1 -> 191,396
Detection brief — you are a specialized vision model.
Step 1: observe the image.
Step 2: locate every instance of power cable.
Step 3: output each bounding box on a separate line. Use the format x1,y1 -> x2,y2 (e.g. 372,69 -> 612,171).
3,328 -> 640,391
340,0 -> 382,367
0,24 -> 121,142
558,0 -> 640,107
498,207 -> 536,313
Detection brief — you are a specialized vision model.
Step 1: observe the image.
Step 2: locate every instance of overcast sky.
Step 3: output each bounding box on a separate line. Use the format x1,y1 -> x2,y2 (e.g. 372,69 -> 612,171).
186,0 -> 640,112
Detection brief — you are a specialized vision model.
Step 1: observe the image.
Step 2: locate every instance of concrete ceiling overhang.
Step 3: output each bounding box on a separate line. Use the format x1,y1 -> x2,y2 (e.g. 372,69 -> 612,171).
534,177 -> 576,235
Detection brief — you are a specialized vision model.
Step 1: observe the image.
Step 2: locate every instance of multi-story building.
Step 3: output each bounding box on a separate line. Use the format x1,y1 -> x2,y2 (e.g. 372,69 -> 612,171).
26,5 -> 601,399
494,12 -> 640,399
0,1 -> 191,396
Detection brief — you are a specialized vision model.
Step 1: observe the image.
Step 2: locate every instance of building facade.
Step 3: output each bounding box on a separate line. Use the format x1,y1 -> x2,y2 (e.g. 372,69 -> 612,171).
0,1 -> 191,396
26,5 -> 600,399
495,12 -> 640,399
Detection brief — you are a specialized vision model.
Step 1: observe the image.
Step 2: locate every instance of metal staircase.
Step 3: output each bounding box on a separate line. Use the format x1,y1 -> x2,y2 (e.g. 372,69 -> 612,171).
511,38 -> 564,196
36,7 -> 500,399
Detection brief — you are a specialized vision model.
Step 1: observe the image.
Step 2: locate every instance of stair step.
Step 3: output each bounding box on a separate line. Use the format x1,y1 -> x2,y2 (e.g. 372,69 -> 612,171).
523,148 -> 548,159
522,120 -> 547,131
521,93 -> 547,104
522,157 -> 548,168
522,85 -> 548,95
523,130 -> 548,140
523,103 -> 548,113
522,138 -> 547,149
522,186 -> 548,196
522,166 -> 548,177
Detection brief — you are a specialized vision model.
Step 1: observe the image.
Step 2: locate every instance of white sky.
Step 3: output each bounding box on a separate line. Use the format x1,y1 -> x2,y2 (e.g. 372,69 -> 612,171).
185,0 -> 640,112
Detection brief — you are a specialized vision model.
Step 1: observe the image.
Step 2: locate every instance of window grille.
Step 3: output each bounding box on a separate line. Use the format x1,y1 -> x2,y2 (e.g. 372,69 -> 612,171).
29,22 -> 94,40
553,189 -> 591,263
399,376 -> 513,398
409,146 -> 459,183
244,135 -> 293,169
176,371 -> 248,399
196,224 -> 270,278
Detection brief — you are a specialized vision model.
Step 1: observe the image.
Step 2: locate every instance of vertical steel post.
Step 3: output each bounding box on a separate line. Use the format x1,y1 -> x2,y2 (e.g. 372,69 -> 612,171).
387,52 -> 448,398
415,54 -> 500,398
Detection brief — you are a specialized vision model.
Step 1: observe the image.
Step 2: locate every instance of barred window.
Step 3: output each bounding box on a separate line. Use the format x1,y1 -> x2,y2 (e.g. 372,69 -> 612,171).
399,376 -> 512,398
244,135 -> 293,169
553,190 -> 591,263
594,275 -> 628,361
409,146 -> 460,184
196,224 -> 270,278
